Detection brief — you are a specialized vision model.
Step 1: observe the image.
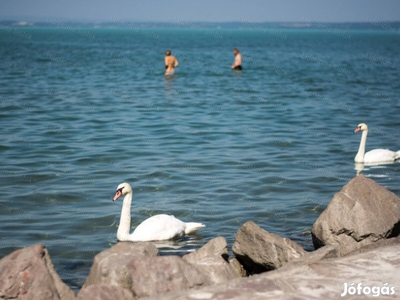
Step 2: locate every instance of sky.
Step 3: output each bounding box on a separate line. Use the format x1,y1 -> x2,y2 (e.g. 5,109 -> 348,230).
1,0 -> 400,23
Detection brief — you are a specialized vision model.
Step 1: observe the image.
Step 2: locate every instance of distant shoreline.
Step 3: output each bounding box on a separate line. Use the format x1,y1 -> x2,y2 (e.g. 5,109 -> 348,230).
1,20 -> 400,31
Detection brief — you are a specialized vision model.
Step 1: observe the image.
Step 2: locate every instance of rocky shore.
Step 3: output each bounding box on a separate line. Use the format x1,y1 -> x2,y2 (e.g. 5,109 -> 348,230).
1,175 -> 400,299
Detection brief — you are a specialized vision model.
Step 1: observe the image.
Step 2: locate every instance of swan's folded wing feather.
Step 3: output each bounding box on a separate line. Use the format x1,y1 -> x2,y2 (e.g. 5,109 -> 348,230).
130,214 -> 186,241
364,148 -> 397,163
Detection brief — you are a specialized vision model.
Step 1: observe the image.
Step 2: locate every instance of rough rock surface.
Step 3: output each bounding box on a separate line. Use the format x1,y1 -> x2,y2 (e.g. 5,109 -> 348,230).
311,175 -> 400,256
83,242 -> 158,289
228,258 -> 246,277
77,284 -> 135,300
82,241 -> 212,298
282,245 -> 337,269
183,236 -> 240,283
0,244 -> 75,300
142,241 -> 400,300
126,255 -> 207,298
232,220 -> 306,273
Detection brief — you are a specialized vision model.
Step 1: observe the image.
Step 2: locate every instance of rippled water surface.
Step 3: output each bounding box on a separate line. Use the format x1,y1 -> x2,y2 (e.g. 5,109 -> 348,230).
1,27 -> 400,290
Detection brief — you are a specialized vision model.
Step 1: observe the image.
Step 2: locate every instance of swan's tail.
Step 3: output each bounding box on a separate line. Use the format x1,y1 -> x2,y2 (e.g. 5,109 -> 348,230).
396,151 -> 400,160
184,222 -> 205,234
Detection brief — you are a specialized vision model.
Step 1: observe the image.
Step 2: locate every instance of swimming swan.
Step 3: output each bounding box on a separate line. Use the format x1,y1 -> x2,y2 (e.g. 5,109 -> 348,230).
113,182 -> 205,242
354,123 -> 400,164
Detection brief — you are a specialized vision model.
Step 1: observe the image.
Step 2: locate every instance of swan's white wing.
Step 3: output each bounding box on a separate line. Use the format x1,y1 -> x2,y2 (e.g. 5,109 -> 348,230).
130,214 -> 186,242
364,149 -> 397,163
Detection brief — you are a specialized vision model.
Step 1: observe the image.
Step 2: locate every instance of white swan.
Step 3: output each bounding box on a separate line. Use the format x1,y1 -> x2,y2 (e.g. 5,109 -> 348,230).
354,123 -> 400,163
113,182 -> 205,242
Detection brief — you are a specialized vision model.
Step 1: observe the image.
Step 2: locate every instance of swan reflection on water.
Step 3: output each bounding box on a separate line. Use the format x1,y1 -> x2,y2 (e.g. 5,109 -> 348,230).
108,235 -> 204,255
354,161 -> 399,176
152,235 -> 205,254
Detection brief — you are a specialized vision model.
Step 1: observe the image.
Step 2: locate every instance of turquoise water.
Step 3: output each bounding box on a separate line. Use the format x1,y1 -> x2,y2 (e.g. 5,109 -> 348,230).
1,27 -> 400,290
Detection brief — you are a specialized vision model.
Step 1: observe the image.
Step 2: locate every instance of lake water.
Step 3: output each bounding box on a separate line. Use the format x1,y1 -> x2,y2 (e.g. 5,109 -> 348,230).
1,25 -> 400,290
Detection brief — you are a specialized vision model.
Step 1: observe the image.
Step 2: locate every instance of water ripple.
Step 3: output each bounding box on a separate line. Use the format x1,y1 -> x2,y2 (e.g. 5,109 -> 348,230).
1,28 -> 400,290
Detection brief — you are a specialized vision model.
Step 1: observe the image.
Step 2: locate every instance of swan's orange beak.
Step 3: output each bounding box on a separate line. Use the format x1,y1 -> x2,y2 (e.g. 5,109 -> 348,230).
354,127 -> 361,133
113,190 -> 122,202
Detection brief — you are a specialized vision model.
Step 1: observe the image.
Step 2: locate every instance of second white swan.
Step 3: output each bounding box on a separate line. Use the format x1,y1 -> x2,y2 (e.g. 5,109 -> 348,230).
113,182 -> 205,242
354,123 -> 400,164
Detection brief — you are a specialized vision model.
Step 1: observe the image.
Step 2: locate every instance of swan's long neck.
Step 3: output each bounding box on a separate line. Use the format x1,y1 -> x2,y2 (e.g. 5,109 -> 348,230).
355,129 -> 368,162
117,192 -> 132,241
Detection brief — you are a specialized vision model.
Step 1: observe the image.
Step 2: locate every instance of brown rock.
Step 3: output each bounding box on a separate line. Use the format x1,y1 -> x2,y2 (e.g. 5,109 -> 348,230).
0,244 -> 75,300
281,245 -> 337,269
83,242 -> 158,289
311,175 -> 400,256
229,258 -> 247,277
77,284 -> 135,300
83,241 -> 209,298
183,236 -> 240,283
232,221 -> 306,274
142,241 -> 400,300
127,255 -> 207,298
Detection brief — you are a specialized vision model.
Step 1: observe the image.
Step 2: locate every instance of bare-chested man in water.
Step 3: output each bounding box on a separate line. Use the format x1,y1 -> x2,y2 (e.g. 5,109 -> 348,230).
165,50 -> 179,76
231,48 -> 242,70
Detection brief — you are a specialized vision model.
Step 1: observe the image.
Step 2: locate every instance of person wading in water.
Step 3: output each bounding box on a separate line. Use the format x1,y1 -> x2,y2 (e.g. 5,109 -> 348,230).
165,50 -> 179,76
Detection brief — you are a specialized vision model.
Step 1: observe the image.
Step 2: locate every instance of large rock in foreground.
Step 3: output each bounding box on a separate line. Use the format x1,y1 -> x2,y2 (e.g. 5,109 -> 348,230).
312,175 -> 400,256
0,244 -> 75,300
126,255 -> 207,298
83,238 -> 240,298
183,236 -> 240,283
77,284 -> 135,300
83,242 -> 158,289
232,221 -> 306,274
143,240 -> 400,300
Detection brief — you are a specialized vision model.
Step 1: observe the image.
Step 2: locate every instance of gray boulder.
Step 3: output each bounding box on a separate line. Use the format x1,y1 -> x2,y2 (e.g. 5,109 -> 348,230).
0,244 -> 75,300
83,241 -> 210,298
281,245 -> 337,269
183,236 -> 240,283
126,255 -> 207,298
232,220 -> 306,274
229,257 -> 247,277
77,284 -> 135,300
311,175 -> 400,256
142,240 -> 400,300
83,242 -> 158,289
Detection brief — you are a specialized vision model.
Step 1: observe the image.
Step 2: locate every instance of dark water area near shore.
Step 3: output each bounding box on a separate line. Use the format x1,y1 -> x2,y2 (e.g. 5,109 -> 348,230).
1,26 -> 400,290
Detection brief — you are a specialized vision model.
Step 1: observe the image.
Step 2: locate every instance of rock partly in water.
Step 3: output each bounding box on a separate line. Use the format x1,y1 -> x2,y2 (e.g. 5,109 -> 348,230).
83,241 -> 212,298
311,175 -> 400,256
232,220 -> 306,274
0,244 -> 75,300
125,237 -> 245,297
77,284 -> 135,300
143,240 -> 400,300
183,236 -> 240,283
83,242 -> 158,290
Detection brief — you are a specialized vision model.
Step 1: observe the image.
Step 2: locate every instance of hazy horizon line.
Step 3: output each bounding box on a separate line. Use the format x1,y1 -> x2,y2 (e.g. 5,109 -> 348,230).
1,17 -> 400,25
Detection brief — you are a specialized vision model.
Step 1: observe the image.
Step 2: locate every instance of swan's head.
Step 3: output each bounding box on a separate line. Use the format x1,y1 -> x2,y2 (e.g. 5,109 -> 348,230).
113,182 -> 132,202
354,123 -> 368,133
